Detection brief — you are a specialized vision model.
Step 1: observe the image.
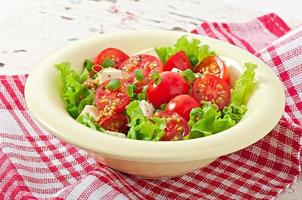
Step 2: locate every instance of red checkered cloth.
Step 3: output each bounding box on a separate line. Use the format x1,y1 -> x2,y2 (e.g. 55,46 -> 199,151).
0,13 -> 301,199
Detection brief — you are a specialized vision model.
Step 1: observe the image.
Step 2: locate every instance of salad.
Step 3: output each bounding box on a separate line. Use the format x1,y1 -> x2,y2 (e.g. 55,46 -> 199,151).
55,36 -> 257,141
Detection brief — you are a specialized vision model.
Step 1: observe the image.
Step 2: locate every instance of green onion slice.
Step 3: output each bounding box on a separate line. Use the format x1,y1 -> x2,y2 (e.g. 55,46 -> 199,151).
182,69 -> 196,81
105,79 -> 121,90
151,72 -> 160,80
138,86 -> 147,100
83,59 -> 94,71
135,69 -> 144,81
151,72 -> 162,85
102,58 -> 115,68
127,84 -> 136,97
160,103 -> 167,110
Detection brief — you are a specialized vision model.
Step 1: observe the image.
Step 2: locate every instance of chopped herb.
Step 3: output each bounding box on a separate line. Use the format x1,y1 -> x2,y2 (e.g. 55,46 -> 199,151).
127,84 -> 136,98
151,72 -> 160,80
83,59 -> 94,71
138,93 -> 145,100
156,78 -> 162,85
151,72 -> 162,85
138,86 -> 147,100
135,69 -> 144,80
105,79 -> 121,91
102,58 -> 115,68
160,103 -> 167,110
190,55 -> 198,67
182,69 -> 196,81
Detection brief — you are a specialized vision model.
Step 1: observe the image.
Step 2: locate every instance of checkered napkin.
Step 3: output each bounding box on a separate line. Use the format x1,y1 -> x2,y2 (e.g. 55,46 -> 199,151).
0,13 -> 301,200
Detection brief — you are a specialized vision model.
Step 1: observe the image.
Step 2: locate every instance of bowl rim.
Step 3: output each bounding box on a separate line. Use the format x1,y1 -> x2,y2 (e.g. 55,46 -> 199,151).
25,30 -> 285,162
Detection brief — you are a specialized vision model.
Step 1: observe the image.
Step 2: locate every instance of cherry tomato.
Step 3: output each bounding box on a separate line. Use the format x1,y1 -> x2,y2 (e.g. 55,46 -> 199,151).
163,51 -> 193,71
192,74 -> 230,109
166,95 -> 200,121
155,111 -> 189,141
94,48 -> 129,71
195,56 -> 230,84
146,72 -> 189,108
119,54 -> 163,92
95,79 -> 130,118
99,114 -> 128,133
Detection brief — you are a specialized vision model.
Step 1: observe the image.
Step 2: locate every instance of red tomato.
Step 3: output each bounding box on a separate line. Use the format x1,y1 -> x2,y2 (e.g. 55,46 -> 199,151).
119,54 -> 162,92
192,74 -> 231,109
163,51 -> 193,71
156,111 -> 189,141
94,48 -> 129,71
195,56 -> 230,84
99,114 -> 128,133
146,72 -> 190,108
166,95 -> 200,121
95,79 -> 130,118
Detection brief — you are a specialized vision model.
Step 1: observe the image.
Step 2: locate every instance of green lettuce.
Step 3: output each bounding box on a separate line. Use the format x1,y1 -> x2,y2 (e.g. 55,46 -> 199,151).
231,63 -> 257,106
55,62 -> 93,118
126,100 -> 166,141
76,113 -> 101,130
222,103 -> 247,123
155,36 -> 215,66
187,103 -> 247,139
187,104 -> 233,138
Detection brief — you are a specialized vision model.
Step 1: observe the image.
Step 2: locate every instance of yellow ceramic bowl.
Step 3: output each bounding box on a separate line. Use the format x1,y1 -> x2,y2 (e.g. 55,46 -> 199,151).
25,31 -> 285,178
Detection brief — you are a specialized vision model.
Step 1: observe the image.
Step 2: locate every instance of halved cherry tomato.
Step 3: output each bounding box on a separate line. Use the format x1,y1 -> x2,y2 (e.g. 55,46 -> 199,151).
119,54 -> 163,92
155,111 -> 189,141
163,51 -> 193,71
146,72 -> 189,108
99,114 -> 128,133
192,74 -> 230,109
94,48 -> 129,71
95,79 -> 130,118
166,94 -> 200,121
195,56 -> 230,84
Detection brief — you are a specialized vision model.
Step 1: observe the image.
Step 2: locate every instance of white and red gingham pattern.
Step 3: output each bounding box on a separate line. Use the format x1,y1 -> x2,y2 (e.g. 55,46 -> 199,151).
0,13 -> 301,200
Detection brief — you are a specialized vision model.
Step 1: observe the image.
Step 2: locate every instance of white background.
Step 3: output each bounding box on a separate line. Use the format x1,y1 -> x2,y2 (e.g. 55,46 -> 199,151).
0,0 -> 301,199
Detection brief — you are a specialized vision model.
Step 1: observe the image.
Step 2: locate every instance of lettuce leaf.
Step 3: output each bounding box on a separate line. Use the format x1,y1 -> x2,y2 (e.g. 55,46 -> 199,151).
231,63 -> 257,106
222,103 -> 247,123
155,36 -> 215,66
126,100 -> 166,141
126,100 -> 144,118
55,62 -> 93,118
77,92 -> 94,115
187,104 -> 234,138
76,113 -> 99,130
187,103 -> 247,139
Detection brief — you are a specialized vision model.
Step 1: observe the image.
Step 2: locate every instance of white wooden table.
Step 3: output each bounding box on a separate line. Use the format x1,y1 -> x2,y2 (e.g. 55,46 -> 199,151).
0,0 -> 301,199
